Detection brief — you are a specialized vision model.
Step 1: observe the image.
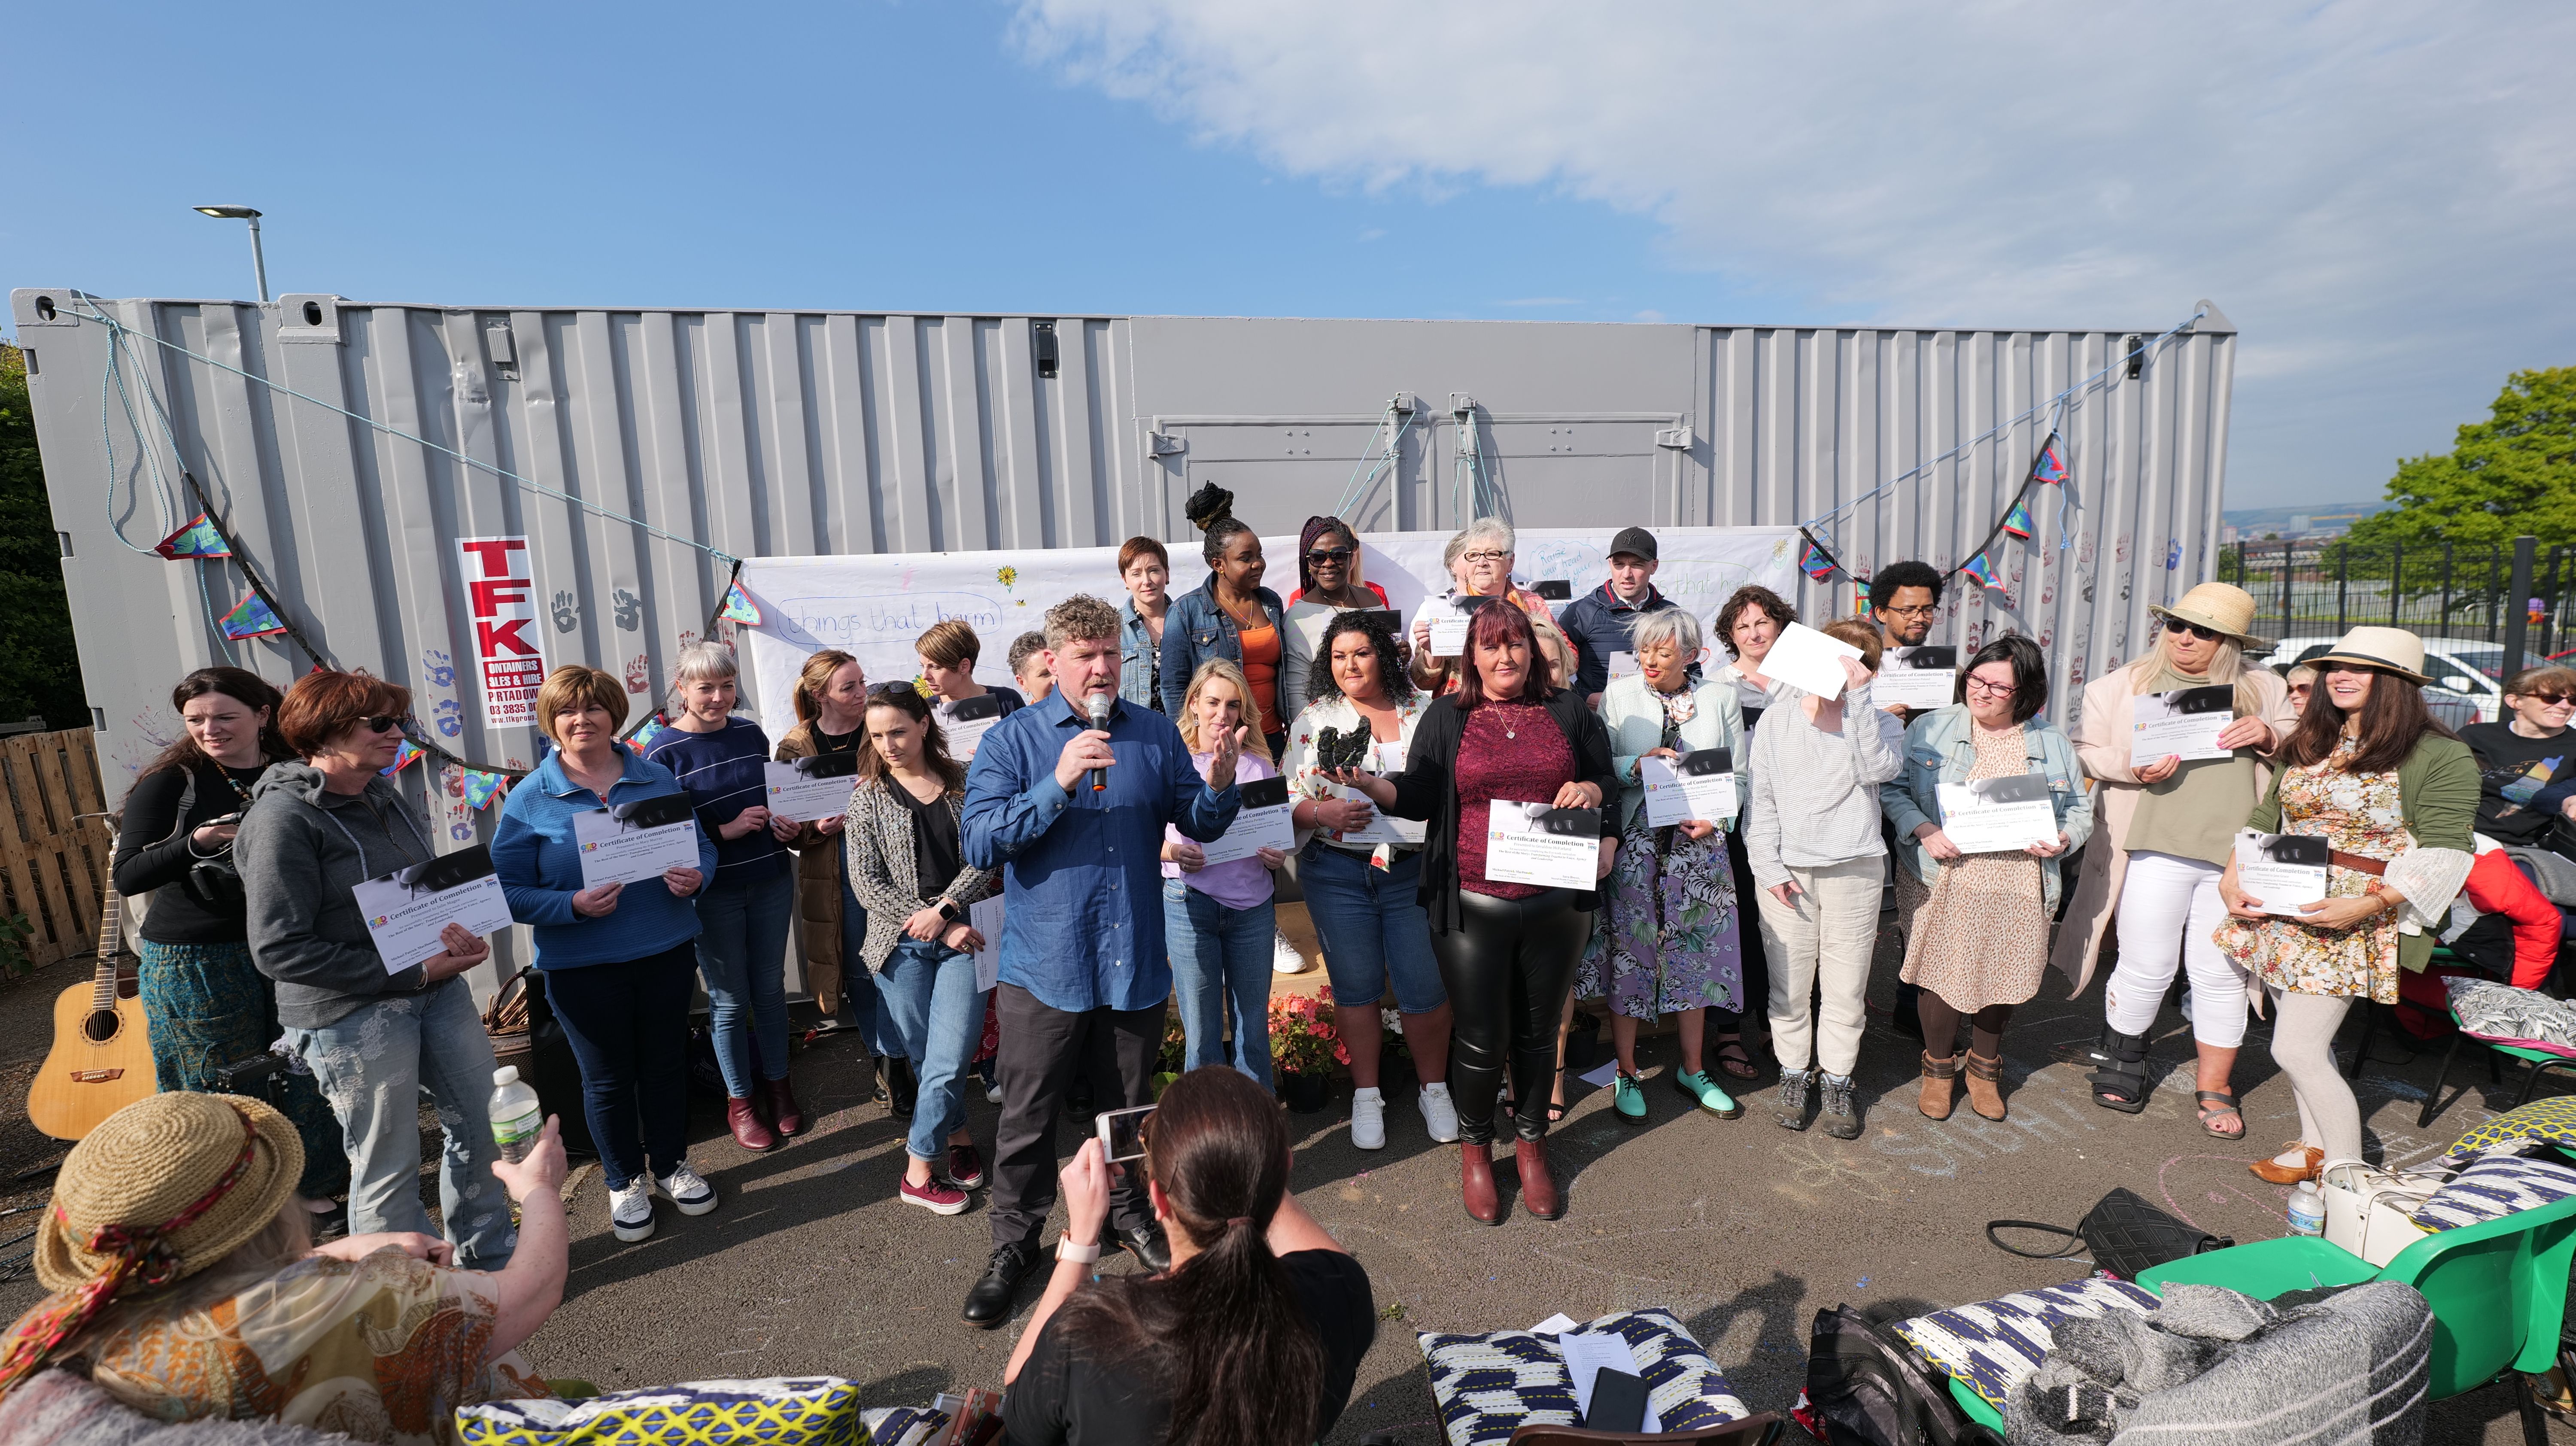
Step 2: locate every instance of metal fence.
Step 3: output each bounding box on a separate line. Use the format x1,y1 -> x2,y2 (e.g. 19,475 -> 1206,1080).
2221,538 -> 2576,668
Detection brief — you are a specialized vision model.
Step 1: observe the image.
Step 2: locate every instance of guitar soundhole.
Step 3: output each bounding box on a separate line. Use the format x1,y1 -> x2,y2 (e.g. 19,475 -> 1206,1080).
82,1009 -> 120,1044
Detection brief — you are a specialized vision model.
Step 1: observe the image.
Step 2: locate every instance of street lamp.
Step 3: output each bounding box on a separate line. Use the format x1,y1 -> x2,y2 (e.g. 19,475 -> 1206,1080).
192,205 -> 268,303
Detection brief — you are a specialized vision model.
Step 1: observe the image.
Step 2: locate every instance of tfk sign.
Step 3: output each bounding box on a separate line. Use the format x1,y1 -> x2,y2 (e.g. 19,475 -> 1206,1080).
458,536 -> 543,728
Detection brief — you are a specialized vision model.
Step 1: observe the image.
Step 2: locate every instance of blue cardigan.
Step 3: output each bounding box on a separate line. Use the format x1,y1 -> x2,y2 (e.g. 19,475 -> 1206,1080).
492,748 -> 720,969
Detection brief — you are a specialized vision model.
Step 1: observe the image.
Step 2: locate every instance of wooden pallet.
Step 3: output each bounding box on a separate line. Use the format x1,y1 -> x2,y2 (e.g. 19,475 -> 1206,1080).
0,729 -> 110,972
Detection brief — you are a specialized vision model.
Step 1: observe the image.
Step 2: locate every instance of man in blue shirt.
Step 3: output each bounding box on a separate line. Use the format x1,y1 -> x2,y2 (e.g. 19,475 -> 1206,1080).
1558,525 -> 1679,706
958,593 -> 1244,1327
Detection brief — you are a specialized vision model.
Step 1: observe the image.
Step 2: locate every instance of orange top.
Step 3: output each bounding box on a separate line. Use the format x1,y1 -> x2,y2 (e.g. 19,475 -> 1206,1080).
1237,623 -> 1283,737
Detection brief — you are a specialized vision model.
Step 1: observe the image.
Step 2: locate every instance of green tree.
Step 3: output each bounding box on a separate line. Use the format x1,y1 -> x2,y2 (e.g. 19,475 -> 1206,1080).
0,343 -> 90,729
2346,367 -> 2576,555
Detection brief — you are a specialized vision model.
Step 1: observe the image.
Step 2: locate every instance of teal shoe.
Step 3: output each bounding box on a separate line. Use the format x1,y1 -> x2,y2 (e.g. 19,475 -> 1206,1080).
1675,1068 -> 1744,1120
1612,1071 -> 1650,1125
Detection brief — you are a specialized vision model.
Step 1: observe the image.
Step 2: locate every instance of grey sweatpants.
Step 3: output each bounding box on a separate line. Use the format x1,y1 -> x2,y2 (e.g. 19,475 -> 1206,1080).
2267,987 -> 2362,1163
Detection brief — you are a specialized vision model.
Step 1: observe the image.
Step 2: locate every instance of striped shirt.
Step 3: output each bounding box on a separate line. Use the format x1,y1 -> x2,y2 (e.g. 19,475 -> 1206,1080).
643,715 -> 789,883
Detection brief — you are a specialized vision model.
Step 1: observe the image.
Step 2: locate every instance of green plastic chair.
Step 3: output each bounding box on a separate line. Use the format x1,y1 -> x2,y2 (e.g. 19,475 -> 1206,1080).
1942,1192 -> 2576,1437
2418,1005 -> 2576,1129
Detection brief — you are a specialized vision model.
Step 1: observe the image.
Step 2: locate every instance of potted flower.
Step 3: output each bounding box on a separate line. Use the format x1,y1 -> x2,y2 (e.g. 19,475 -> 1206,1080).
1269,987 -> 1345,1113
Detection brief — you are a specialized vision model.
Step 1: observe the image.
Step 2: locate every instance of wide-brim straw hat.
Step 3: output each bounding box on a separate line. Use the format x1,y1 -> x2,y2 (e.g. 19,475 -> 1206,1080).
2307,626 -> 2436,687
33,1092 -> 303,1294
2149,582 -> 2272,651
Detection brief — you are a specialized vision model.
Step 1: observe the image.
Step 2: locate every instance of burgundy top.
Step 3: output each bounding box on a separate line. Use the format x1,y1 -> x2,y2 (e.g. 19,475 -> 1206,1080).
1453,699 -> 1575,899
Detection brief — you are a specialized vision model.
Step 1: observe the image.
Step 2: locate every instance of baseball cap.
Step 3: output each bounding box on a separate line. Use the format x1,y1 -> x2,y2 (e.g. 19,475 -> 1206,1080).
1607,526 -> 1658,563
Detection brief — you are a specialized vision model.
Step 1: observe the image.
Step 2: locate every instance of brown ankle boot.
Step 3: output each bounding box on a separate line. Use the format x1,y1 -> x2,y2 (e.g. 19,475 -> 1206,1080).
761,1076 -> 806,1138
1918,1053 -> 1959,1120
1460,1142 -> 1503,1226
1963,1051 -> 2006,1121
726,1097 -> 777,1151
1516,1137 -> 1564,1221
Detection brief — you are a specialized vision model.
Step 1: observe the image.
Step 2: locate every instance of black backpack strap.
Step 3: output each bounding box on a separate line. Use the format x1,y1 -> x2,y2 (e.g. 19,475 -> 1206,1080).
1985,1218 -> 2088,1260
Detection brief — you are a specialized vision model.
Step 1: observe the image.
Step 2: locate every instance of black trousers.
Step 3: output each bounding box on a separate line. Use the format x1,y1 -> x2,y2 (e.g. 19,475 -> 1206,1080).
989,983 -> 1168,1250
1428,887 -> 1589,1144
1723,830 -> 1771,1034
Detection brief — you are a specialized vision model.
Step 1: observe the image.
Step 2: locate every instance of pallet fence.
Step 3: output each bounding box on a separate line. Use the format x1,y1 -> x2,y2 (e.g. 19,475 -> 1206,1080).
0,728 -> 110,972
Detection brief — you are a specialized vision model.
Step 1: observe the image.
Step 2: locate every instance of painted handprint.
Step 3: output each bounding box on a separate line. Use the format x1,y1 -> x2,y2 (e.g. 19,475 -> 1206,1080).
552,591 -> 580,632
613,589 -> 642,631
421,648 -> 455,689
434,698 -> 464,737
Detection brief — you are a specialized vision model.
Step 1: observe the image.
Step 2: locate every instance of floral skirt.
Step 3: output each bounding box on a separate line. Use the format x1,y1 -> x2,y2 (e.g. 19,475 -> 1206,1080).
2212,864 -> 2397,1004
1576,810 -> 1744,1019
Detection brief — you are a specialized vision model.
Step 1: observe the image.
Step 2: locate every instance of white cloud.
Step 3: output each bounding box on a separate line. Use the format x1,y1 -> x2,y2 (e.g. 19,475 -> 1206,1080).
1010,0 -> 2576,503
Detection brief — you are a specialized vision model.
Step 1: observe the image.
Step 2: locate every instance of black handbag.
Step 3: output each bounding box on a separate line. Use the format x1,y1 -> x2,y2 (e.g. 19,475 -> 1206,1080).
1987,1186 -> 2233,1279
1802,1304 -> 2000,1446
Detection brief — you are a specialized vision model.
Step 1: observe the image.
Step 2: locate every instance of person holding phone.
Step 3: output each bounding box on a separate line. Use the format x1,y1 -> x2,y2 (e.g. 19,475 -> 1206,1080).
1336,602 -> 1619,1224
2214,627 -> 2477,1184
1580,607 -> 1751,1124
1882,637 -> 2092,1123
842,683 -> 1000,1216
112,667 -> 348,1218
1000,1067 -> 1376,1446
2056,584 -> 2293,1134
1161,660 -> 1288,1084
1742,619 -> 1902,1139
237,670 -> 515,1268
644,641 -> 804,1152
493,665 -> 718,1245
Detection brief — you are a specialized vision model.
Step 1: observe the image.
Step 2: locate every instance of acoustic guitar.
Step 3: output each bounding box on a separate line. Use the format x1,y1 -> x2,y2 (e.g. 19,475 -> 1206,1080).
27,888 -> 156,1141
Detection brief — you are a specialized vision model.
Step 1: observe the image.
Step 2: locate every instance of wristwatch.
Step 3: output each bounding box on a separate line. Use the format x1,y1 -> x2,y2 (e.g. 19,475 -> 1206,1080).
1056,1235 -> 1101,1264
936,898 -> 962,923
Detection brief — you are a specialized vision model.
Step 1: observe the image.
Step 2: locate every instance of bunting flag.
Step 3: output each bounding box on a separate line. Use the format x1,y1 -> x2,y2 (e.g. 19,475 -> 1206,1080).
217,592 -> 289,639
379,739 -> 423,776
627,716 -> 668,752
1800,541 -> 1838,581
2000,498 -> 2036,541
717,579 -> 763,626
1959,553 -> 2006,592
2030,434 -> 2069,486
153,513 -> 232,560
462,770 -> 508,810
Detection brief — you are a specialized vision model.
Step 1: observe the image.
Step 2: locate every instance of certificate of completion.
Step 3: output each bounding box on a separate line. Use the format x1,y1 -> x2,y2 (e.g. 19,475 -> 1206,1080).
353,846 -> 515,974
2235,830 -> 2331,916
763,751 -> 860,823
573,793 -> 702,889
2130,685 -> 2237,763
1417,594 -> 1501,657
1935,773 -> 2060,853
1485,801 -> 1601,890
1641,748 -> 1739,826
1198,775 -> 1296,866
1875,646 -> 1959,711
942,692 -> 1009,758
1762,621 -> 1866,702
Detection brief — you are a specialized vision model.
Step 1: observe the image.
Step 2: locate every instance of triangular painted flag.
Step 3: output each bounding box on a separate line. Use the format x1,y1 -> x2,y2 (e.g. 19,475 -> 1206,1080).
2000,498 -> 2036,540
463,770 -> 508,810
628,716 -> 667,752
218,591 -> 289,639
2030,435 -> 2069,486
717,579 -> 762,626
1800,541 -> 1838,581
153,513 -> 232,560
379,739 -> 423,776
1959,553 -> 2000,590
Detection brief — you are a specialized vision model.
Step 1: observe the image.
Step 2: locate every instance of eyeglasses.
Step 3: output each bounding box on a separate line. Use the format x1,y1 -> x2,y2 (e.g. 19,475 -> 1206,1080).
1461,550 -> 1510,565
361,715 -> 402,734
1880,603 -> 1938,619
1962,677 -> 2017,699
2523,692 -> 2576,707
2168,621 -> 2224,643
1305,547 -> 1354,565
2288,683 -> 2313,696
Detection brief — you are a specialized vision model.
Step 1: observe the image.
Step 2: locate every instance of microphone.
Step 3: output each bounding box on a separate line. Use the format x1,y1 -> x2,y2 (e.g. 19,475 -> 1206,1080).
1085,692 -> 1113,793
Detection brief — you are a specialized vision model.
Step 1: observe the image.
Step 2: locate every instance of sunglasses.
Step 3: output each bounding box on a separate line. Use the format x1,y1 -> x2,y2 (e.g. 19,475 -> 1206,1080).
361,715 -> 403,734
1305,547 -> 1354,565
2523,692 -> 2576,707
2168,621 -> 2224,643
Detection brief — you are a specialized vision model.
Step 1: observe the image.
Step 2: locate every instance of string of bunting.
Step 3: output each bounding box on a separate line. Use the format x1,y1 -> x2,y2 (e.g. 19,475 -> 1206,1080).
1795,430 -> 2070,599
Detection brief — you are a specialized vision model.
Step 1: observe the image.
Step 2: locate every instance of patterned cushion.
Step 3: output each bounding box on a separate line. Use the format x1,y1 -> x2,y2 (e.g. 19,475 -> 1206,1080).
2410,1150 -> 2576,1232
1889,1276 -> 2161,1410
860,1407 -> 947,1446
2448,1094 -> 2576,1158
1417,1309 -> 1750,1446
456,1377 -> 864,1446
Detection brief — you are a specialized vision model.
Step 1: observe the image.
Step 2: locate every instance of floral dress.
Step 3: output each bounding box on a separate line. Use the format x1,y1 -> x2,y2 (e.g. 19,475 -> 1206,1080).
1897,723 -> 2051,1012
2212,736 -> 2405,1004
1577,689 -> 1744,1018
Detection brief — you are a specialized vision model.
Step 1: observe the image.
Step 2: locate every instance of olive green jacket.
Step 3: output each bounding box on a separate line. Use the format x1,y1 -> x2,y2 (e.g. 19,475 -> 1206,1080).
2245,734 -> 2479,973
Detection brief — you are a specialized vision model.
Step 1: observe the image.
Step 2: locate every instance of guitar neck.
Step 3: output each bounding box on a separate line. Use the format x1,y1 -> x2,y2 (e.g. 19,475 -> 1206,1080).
90,891 -> 123,1009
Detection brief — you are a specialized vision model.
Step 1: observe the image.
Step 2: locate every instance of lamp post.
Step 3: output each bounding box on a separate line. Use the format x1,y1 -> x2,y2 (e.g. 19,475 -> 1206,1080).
191,205 -> 268,303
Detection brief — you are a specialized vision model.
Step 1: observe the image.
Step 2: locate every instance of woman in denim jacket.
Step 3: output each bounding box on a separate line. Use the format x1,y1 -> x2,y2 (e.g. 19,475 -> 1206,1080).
1881,636 -> 2093,1123
1158,514 -> 1289,754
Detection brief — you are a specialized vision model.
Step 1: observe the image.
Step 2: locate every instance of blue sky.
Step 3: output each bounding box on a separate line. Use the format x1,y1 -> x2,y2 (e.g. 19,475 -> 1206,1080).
7,1 -> 2569,508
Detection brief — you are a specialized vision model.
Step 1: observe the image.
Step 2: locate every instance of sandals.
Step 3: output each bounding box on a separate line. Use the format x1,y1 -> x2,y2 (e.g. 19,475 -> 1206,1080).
2195,1090 -> 2245,1139
1548,1069 -> 1570,1124
1710,1035 -> 1761,1081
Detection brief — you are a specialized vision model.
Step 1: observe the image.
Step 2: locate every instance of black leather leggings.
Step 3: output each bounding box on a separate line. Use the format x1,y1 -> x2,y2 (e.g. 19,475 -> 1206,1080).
1428,887 -> 1589,1144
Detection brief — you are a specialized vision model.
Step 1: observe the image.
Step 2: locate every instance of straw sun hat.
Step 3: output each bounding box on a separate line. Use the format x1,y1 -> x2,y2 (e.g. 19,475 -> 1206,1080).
2149,582 -> 2272,651
33,1091 -> 303,1295
2306,626 -> 2436,687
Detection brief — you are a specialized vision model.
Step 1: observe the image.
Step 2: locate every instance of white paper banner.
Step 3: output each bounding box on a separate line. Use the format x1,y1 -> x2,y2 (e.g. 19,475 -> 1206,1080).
739,528 -> 1798,729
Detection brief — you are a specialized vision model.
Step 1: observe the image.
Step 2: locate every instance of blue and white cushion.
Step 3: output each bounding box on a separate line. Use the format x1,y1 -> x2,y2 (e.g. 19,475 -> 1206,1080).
1890,1276 -> 2161,1410
456,1377 -> 863,1446
2411,1150 -> 2576,1232
1417,1308 -> 1751,1446
862,1406 -> 949,1446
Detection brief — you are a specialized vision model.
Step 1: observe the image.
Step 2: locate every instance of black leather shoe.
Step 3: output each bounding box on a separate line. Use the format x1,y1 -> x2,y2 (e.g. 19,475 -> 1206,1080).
872,1057 -> 894,1108
888,1056 -> 918,1121
1067,1078 -> 1096,1121
962,1242 -> 1038,1328
1116,1224 -> 1170,1273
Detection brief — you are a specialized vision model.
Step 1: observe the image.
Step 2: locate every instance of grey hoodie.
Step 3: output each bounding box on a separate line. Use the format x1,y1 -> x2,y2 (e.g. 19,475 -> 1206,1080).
235,761 -> 443,1029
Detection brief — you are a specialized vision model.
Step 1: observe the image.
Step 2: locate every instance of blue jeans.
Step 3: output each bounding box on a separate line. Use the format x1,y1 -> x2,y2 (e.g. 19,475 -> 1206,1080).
1299,841 -> 1449,1015
873,935 -> 989,1162
548,942 -> 698,1191
838,867 -> 886,1054
696,866 -> 794,1097
1162,880 -> 1276,1086
285,979 -> 516,1269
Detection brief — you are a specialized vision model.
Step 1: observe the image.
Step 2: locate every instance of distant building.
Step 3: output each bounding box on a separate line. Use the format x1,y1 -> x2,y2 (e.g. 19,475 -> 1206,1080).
2288,515 -> 2312,535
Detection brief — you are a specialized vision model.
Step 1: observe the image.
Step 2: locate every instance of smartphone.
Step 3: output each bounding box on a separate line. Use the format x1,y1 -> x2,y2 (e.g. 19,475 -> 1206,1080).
1583,1368 -> 1650,1433
1096,1103 -> 1155,1163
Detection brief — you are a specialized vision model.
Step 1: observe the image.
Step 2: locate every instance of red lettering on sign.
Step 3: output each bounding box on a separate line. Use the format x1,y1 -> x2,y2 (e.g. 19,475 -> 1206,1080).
477,618 -> 539,656
471,579 -> 533,617
458,538 -> 526,576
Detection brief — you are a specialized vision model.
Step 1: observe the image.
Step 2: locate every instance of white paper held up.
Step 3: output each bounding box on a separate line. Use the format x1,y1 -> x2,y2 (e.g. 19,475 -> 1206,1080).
1762,621 -> 1865,701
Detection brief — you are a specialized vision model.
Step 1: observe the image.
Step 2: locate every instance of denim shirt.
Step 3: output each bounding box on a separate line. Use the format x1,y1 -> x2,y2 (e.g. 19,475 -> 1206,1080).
1881,703 -> 2095,911
1158,574 -> 1287,717
1120,598 -> 1165,711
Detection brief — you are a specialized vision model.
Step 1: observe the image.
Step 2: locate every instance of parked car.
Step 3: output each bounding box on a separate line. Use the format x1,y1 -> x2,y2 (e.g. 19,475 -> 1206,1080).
2255,635 -> 2505,723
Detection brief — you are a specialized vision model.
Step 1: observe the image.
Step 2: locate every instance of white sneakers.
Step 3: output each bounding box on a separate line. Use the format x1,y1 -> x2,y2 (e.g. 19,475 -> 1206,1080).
609,1182 -> 654,1242
1273,930 -> 1308,974
1350,1088 -> 1387,1149
1419,1083 -> 1460,1142
657,1162 -> 718,1216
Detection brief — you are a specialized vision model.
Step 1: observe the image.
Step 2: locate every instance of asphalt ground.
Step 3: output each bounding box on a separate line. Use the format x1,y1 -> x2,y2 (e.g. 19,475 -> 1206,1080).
2,929 -> 2571,1444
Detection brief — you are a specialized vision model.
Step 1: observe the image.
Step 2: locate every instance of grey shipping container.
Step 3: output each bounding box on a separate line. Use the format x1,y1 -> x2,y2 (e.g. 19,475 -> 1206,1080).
9,287 -> 2235,975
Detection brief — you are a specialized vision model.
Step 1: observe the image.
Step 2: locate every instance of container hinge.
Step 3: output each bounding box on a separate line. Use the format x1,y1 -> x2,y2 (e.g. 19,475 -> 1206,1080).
1148,431 -> 1186,458
1656,425 -> 1693,450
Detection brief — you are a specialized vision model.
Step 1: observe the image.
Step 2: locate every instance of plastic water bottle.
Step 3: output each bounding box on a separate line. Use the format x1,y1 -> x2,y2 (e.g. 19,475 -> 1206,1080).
489,1066 -> 543,1163
2286,1178 -> 2326,1237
